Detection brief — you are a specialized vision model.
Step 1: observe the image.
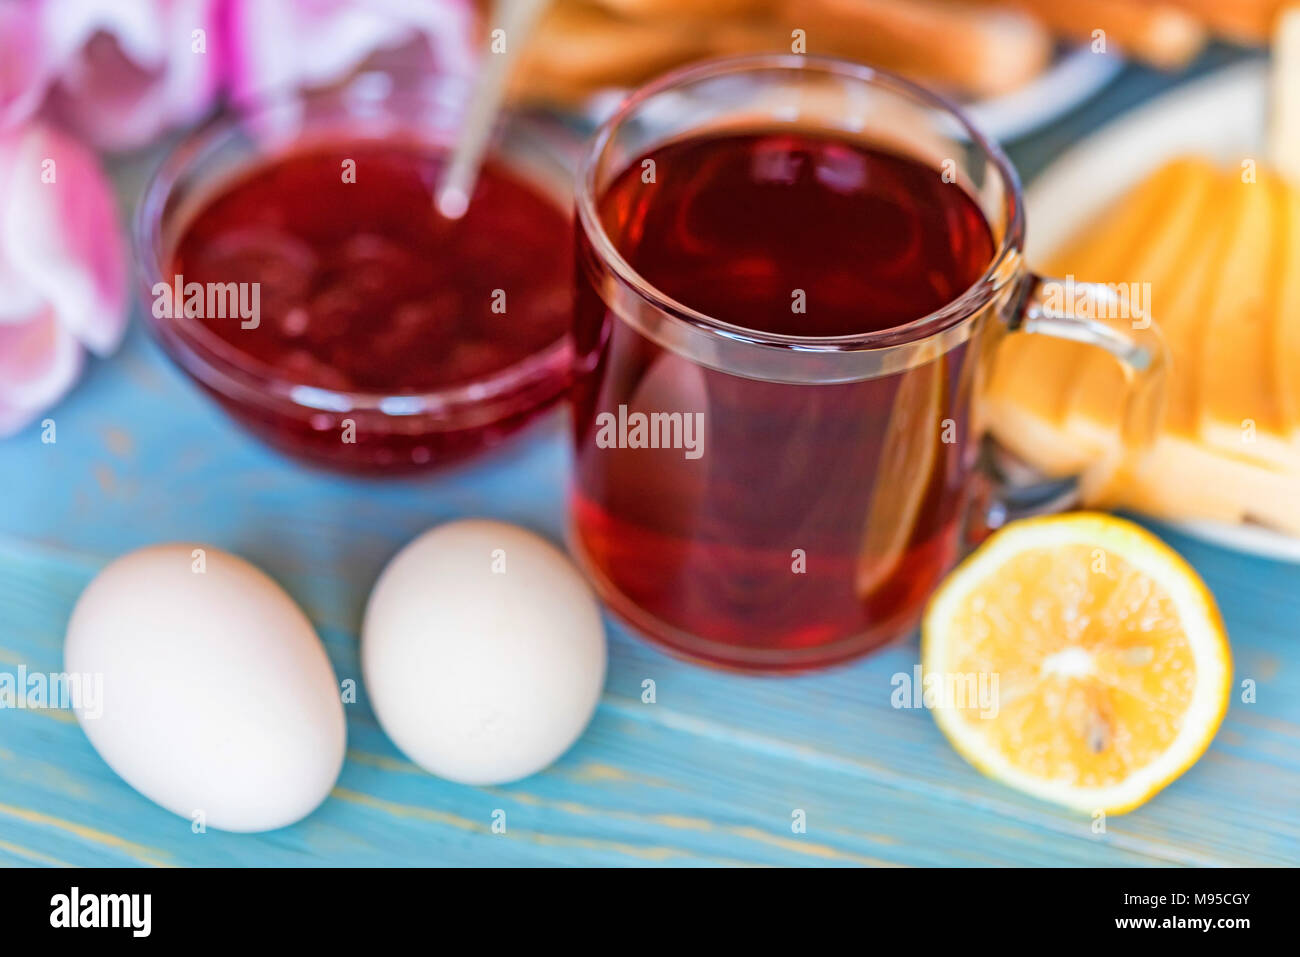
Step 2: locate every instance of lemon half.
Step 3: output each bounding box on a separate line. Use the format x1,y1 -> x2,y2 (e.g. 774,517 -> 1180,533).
921,513 -> 1231,815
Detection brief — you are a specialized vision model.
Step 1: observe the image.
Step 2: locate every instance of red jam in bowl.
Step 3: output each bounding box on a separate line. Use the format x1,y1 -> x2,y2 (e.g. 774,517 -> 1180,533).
159,139 -> 573,473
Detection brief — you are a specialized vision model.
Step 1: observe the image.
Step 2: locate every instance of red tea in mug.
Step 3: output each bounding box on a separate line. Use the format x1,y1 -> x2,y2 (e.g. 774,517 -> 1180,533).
571,131 -> 996,669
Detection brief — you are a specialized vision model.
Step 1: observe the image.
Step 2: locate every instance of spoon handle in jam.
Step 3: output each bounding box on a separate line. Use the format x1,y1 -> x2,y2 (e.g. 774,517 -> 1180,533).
437,0 -> 551,219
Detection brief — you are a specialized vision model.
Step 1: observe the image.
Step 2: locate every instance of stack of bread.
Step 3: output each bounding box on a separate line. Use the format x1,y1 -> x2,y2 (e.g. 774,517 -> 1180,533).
985,10 -> 1300,535
502,0 -> 1295,107
982,155 -> 1300,535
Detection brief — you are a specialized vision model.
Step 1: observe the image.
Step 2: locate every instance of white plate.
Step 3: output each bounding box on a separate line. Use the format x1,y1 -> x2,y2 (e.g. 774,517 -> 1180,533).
1024,60 -> 1300,563
1025,60 -> 1267,260
581,45 -> 1124,143
967,45 -> 1124,143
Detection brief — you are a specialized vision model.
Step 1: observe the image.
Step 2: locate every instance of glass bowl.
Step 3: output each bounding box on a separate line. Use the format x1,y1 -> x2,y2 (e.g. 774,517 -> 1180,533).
134,72 -> 575,474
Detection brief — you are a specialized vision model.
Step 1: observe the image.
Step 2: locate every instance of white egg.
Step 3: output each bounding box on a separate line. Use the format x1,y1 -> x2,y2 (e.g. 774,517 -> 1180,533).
64,544 -> 346,833
363,519 -> 606,785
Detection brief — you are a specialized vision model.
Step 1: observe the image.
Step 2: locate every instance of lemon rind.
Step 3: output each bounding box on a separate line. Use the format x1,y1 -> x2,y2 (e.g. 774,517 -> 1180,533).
921,512 -> 1232,815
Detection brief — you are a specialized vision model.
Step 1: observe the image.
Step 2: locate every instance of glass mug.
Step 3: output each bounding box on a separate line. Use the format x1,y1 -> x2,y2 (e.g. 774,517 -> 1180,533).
568,55 -> 1164,672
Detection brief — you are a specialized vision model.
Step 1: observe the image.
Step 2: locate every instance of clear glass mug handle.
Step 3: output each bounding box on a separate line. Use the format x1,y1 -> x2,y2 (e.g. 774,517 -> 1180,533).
973,272 -> 1168,536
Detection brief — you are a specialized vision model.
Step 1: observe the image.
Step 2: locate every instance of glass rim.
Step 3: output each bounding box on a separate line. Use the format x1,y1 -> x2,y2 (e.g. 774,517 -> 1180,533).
575,53 -> 1027,353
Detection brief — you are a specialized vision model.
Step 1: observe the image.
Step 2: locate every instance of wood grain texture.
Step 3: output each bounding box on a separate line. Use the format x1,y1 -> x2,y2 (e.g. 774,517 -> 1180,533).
2,315 -> 1295,867
0,54 -> 1295,867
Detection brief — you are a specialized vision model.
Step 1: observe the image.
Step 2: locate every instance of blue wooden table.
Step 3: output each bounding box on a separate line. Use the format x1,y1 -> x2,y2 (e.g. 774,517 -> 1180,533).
2,51 -> 1297,867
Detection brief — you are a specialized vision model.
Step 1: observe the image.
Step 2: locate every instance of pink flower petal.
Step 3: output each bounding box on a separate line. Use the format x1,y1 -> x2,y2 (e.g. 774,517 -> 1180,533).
0,122 -> 127,356
0,306 -> 84,437
0,1 -> 53,131
223,0 -> 476,104
39,0 -> 223,151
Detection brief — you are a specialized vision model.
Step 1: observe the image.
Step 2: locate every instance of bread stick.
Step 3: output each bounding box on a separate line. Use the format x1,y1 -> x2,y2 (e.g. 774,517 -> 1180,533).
1161,0 -> 1285,43
983,160 -> 1195,474
1060,159 -> 1219,444
1196,173 -> 1300,470
1274,172 -> 1300,446
585,0 -> 773,18
985,0 -> 1206,68
785,0 -> 1053,97
510,3 -> 709,94
507,0 -> 1055,104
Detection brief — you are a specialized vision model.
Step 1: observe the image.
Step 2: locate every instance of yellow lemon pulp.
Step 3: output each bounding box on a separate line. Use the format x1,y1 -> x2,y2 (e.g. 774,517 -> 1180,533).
922,513 -> 1231,814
